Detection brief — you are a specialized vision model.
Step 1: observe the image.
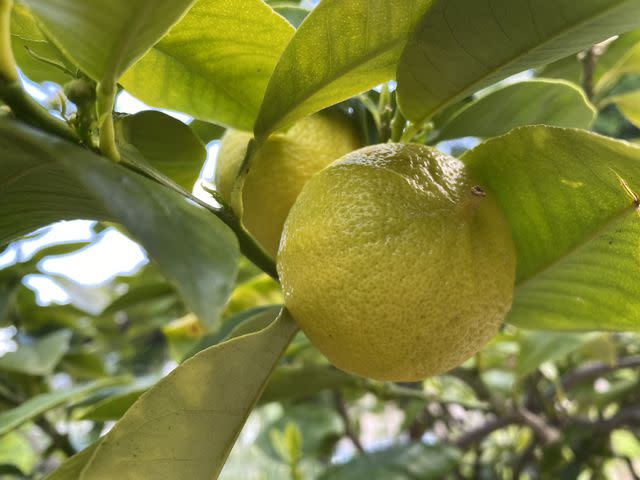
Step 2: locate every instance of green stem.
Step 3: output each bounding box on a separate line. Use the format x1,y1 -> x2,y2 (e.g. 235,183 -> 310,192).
97,82 -> 120,162
389,106 -> 406,143
0,0 -> 77,141
123,160 -> 278,279
0,0 -> 17,83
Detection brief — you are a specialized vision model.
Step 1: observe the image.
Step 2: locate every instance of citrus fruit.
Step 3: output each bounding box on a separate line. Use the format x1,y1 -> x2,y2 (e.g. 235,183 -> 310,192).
215,111 -> 361,256
277,143 -> 516,381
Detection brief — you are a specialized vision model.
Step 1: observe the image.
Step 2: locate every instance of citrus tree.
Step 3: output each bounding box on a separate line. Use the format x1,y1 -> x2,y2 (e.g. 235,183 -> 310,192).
1,0 -> 640,479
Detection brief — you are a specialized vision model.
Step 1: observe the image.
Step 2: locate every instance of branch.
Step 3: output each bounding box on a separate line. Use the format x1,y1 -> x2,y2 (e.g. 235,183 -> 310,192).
454,407 -> 560,450
560,356 -> 640,392
36,417 -> 76,457
454,415 -> 516,449
333,391 -> 365,453
515,407 -> 561,445
574,407 -> 640,432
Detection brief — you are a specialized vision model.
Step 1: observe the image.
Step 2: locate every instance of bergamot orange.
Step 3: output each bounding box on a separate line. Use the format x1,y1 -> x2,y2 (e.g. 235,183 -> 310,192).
277,143 -> 516,381
215,111 -> 361,256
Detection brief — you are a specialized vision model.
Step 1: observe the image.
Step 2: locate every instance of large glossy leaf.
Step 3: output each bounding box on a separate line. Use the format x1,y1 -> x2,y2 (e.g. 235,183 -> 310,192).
435,79 -> 596,141
254,0 -> 432,137
463,126 -> 640,330
0,379 -> 119,435
0,120 -> 239,329
397,0 -> 640,123
0,330 -> 71,376
22,0 -> 197,83
320,443 -> 461,480
120,0 -> 294,131
611,90 -> 640,126
78,309 -> 298,480
116,111 -> 206,191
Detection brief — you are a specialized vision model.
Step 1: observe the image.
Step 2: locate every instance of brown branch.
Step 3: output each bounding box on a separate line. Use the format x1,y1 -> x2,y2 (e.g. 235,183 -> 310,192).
454,407 -> 560,450
333,391 -> 365,453
623,456 -> 640,480
454,415 -> 516,449
515,407 -> 561,445
574,407 -> 640,432
560,356 -> 640,392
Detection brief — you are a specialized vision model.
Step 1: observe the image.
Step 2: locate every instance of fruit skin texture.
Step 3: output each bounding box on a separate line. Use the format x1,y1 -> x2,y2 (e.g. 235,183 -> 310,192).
277,143 -> 516,381
215,111 -> 361,257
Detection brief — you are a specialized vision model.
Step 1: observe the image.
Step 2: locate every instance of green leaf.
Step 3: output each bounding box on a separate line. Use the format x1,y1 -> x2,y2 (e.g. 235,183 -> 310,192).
610,90 -> 640,127
320,443 -> 461,480
188,120 -> 225,145
116,111 -> 206,191
22,0 -> 197,83
258,405 -> 343,460
102,282 -> 176,316
185,306 -> 281,359
272,4 -> 310,28
0,330 -> 71,376
225,306 -> 283,340
597,39 -> 640,93
74,388 -> 146,422
540,30 -> 640,87
254,0 -> 432,137
0,379 -> 121,435
0,120 -> 239,330
259,364 -> 355,405
462,126 -> 640,330
10,4 -> 71,84
0,431 -> 38,476
120,0 -> 294,131
397,0 -> 640,123
435,80 -> 596,142
516,332 -> 601,378
79,309 -> 298,480
45,443 -> 100,480
611,429 -> 640,458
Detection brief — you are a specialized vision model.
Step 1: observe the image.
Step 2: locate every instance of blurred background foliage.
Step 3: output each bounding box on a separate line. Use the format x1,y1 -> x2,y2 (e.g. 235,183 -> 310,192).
2,1 -> 640,478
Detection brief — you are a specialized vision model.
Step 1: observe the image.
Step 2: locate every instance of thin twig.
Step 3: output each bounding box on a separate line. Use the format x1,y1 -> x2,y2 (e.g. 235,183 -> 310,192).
581,46 -> 597,101
333,390 -> 365,453
623,456 -> 640,480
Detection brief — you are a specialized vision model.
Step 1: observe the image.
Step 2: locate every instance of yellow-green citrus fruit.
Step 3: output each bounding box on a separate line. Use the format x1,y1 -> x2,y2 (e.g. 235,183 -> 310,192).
215,112 -> 361,256
277,143 -> 516,381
